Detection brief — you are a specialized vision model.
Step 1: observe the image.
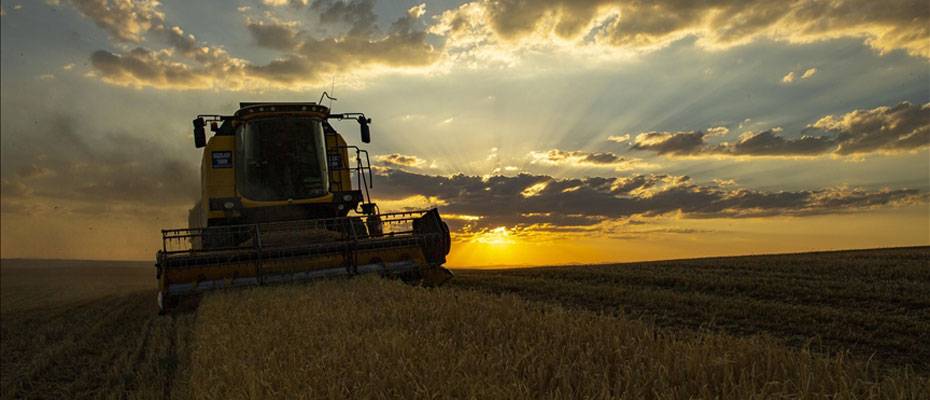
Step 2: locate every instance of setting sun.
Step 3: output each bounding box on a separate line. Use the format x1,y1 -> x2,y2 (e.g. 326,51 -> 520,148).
474,227 -> 513,246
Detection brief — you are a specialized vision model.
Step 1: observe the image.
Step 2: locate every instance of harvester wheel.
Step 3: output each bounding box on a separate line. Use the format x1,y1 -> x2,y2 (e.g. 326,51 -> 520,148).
366,215 -> 383,237
158,292 -> 179,315
158,292 -> 166,315
334,218 -> 369,239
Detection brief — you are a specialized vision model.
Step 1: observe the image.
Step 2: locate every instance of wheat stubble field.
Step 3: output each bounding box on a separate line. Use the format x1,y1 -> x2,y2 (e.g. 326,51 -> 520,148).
2,247 -> 929,399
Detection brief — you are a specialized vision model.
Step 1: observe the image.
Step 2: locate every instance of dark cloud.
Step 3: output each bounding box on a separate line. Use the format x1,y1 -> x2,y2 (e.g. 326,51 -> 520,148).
725,130 -> 836,156
373,169 -> 923,230
0,115 -> 199,216
160,26 -> 199,56
629,131 -> 705,156
629,102 -> 930,157
242,7 -> 438,85
90,48 -> 220,89
813,102 -> 930,155
245,19 -> 301,51
311,0 -> 378,37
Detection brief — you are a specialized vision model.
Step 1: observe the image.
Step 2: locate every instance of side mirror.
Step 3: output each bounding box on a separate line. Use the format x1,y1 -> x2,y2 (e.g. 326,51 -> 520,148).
193,117 -> 206,148
358,116 -> 371,143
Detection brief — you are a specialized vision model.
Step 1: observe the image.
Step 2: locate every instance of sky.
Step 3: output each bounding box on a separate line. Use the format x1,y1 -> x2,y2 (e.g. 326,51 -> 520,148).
1,0 -> 928,266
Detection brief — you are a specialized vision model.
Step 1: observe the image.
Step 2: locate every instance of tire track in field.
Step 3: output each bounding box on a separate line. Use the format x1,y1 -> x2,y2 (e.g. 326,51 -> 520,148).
0,296 -> 134,397
451,270 -> 930,372
2,292 -> 152,398
162,316 -> 179,400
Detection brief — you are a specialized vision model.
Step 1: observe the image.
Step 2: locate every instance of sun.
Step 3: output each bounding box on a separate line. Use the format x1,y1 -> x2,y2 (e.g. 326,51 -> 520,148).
474,226 -> 513,246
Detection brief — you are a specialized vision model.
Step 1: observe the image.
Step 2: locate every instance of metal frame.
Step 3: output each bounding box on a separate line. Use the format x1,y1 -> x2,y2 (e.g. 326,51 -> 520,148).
329,145 -> 374,208
159,210 -> 446,270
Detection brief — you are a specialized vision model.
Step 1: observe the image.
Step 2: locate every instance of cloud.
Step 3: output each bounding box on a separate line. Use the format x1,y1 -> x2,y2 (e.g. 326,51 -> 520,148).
241,25 -> 438,86
782,67 -> 818,84
630,131 -> 706,156
85,10 -> 437,90
722,129 -> 837,156
607,134 -> 630,143
628,102 -> 930,158
529,149 -> 650,171
1,115 -> 199,217
373,169 -> 924,232
435,0 -> 930,59
16,164 -> 52,179
245,18 -> 301,51
811,102 -> 930,155
311,0 -> 378,37
89,48 -> 229,89
262,0 -> 309,7
375,153 -> 427,168
66,0 -> 165,43
67,0 -> 438,90
67,1 -> 929,91
801,67 -> 817,79
408,3 -> 426,19
705,126 -> 730,137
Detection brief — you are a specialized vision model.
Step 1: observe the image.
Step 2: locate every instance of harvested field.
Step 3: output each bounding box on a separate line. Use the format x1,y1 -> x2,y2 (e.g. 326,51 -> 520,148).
0,260 -> 195,400
449,246 -> 930,372
2,248 -> 928,399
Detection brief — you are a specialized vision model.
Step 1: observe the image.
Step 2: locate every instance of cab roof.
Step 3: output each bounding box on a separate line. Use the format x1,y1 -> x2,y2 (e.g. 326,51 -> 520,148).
235,102 -> 330,118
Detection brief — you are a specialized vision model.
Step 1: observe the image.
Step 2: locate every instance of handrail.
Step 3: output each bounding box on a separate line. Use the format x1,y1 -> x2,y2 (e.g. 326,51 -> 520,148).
331,145 -> 373,205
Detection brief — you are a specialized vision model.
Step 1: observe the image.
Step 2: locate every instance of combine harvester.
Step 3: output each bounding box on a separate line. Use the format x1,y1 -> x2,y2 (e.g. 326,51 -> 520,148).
155,99 -> 453,313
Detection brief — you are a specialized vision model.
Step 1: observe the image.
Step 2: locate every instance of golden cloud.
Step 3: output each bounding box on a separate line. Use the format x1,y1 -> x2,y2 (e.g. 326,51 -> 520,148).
375,153 -> 429,168
529,149 -> 652,171
628,102 -> 930,158
67,0 -> 929,90
439,0 -> 930,58
67,0 -> 165,43
71,0 -> 438,90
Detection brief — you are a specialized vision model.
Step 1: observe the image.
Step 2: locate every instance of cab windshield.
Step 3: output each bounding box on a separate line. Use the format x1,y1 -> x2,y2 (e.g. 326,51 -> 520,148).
237,117 -> 329,201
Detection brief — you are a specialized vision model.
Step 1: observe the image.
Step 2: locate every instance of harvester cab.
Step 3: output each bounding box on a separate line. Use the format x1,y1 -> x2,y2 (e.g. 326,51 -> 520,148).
155,101 -> 453,313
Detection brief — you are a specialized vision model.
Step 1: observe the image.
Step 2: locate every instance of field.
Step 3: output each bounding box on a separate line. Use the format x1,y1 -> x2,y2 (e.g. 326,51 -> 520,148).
0,260 -> 194,399
449,247 -> 930,371
2,247 -> 929,399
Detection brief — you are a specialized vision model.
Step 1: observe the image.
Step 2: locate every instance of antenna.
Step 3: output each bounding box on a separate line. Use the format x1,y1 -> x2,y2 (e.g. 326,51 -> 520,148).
330,76 -> 336,109
319,91 -> 337,105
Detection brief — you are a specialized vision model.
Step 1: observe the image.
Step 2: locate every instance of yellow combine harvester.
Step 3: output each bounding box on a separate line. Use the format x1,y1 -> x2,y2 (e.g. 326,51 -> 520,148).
155,101 -> 453,313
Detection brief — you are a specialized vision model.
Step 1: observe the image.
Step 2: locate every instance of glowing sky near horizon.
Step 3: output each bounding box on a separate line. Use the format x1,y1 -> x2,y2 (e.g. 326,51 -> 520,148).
1,0 -> 928,266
